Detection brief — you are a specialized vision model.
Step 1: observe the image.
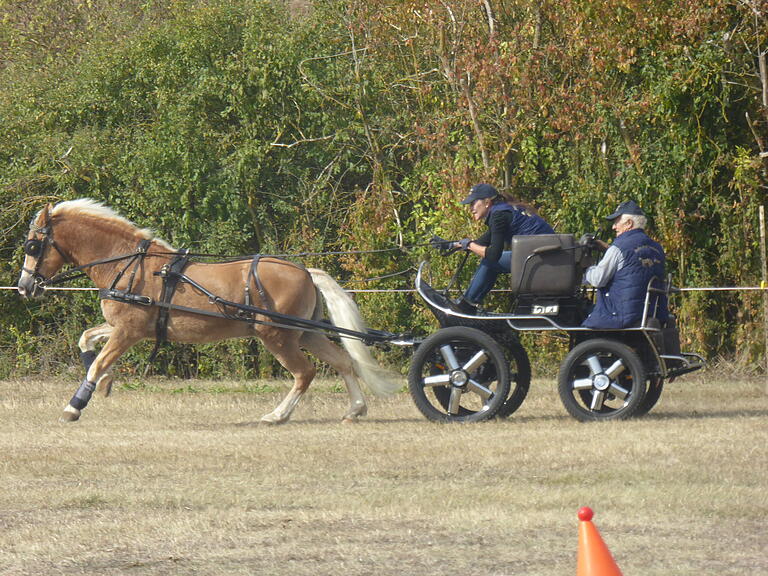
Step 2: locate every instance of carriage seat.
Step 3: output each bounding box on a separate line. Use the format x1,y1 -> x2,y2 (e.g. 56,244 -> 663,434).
509,234 -> 580,296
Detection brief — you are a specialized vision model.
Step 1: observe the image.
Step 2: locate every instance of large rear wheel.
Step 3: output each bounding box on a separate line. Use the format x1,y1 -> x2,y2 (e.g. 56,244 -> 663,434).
558,338 -> 646,422
408,327 -> 510,422
636,376 -> 664,416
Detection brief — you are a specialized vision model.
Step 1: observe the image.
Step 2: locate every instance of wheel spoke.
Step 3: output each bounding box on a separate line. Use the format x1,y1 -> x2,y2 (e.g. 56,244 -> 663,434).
462,350 -> 488,373
604,359 -> 626,380
423,374 -> 451,388
467,379 -> 493,400
585,355 -> 603,376
448,387 -> 463,414
608,381 -> 630,400
572,377 -> 594,391
590,390 -> 606,411
439,345 -> 460,370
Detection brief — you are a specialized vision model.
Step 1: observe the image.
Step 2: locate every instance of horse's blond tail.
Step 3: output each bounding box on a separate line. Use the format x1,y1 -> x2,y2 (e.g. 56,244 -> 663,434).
308,269 -> 401,396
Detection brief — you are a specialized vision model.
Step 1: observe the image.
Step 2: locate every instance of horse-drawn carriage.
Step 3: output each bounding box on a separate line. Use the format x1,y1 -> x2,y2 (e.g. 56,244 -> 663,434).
408,233 -> 704,422
18,200 -> 703,424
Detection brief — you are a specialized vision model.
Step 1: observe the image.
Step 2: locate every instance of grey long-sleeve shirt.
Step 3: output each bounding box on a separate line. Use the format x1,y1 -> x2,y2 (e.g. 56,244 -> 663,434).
584,245 -> 624,288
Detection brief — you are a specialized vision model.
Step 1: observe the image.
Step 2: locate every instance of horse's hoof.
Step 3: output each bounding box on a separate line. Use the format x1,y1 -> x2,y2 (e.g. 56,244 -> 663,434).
342,404 -> 367,422
96,375 -> 113,397
59,406 -> 81,423
260,414 -> 288,426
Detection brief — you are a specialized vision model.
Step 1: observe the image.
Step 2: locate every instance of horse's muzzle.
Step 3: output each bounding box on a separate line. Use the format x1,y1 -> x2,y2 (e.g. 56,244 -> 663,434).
17,271 -> 44,299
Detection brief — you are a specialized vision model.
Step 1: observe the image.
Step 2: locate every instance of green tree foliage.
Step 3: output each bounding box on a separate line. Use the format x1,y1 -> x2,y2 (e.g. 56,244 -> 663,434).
1,0 -> 767,377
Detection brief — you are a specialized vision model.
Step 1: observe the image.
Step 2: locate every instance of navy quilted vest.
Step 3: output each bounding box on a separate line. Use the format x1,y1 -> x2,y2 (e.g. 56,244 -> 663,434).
487,203 -> 555,238
583,228 -> 667,329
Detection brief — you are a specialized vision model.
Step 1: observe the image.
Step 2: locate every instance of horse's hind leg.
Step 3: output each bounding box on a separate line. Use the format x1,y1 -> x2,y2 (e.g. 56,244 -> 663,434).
259,334 -> 317,425
300,332 -> 367,422
78,322 -> 115,397
62,328 -> 139,423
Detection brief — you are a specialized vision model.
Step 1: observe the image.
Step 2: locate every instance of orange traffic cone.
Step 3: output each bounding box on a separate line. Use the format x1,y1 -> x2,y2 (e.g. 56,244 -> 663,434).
576,507 -> 624,576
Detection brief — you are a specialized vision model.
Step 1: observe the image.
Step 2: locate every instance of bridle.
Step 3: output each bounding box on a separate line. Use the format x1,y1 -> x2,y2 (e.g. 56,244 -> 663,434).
22,222 -> 72,289
22,218 -> 153,290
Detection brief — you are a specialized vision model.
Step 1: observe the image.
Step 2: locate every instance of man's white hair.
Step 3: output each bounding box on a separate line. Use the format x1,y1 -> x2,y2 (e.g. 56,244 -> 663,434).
624,213 -> 647,229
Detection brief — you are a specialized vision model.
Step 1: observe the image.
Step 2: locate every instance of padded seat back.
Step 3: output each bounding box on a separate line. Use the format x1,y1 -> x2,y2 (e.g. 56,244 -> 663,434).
509,234 -> 579,296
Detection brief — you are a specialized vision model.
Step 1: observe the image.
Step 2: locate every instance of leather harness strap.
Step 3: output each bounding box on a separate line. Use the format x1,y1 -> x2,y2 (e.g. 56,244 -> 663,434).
146,249 -> 190,364
245,255 -> 271,312
108,238 -> 152,293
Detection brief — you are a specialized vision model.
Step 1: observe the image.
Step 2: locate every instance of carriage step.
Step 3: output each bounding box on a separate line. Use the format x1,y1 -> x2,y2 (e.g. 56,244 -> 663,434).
661,352 -> 705,379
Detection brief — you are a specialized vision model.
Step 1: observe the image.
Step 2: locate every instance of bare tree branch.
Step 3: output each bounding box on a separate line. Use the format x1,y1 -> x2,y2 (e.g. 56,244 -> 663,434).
481,0 -> 495,36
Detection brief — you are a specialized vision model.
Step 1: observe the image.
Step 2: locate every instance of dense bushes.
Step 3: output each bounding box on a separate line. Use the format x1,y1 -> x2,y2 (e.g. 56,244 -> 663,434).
1,0 -> 766,377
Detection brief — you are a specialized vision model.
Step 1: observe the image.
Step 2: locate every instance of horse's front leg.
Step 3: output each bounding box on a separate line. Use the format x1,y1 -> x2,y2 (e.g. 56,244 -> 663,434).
61,328 -> 140,423
78,322 -> 115,397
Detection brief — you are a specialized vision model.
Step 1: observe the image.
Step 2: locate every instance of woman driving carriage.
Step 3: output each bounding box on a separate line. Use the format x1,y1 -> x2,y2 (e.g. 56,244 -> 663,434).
450,183 -> 555,314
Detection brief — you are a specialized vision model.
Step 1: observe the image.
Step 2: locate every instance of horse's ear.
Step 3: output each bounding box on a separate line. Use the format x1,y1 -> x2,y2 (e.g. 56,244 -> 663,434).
41,203 -> 53,225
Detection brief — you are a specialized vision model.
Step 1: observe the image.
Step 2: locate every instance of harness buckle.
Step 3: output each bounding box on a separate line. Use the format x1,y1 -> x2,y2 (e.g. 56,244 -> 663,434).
136,239 -> 152,254
105,289 -> 153,306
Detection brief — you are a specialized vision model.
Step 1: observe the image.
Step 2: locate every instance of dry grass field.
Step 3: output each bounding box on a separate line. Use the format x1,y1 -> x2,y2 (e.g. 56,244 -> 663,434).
1,372 -> 766,575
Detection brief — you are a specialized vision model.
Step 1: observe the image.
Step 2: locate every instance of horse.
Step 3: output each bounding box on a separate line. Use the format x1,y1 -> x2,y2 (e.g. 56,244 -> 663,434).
17,199 -> 401,424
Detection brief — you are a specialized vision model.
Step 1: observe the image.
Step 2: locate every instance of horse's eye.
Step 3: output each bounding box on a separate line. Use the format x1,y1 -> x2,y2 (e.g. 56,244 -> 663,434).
23,238 -> 43,258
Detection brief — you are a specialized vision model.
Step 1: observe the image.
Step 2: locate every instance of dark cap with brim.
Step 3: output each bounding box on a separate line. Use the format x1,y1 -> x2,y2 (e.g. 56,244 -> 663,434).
461,183 -> 499,205
606,199 -> 645,220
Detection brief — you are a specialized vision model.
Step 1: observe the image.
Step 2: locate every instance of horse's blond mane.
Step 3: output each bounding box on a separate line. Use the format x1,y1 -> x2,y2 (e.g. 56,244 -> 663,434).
51,198 -> 174,250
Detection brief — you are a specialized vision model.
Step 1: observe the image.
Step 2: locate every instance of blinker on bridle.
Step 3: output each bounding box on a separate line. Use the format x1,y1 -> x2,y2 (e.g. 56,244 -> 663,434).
21,223 -> 66,287
23,237 -> 44,258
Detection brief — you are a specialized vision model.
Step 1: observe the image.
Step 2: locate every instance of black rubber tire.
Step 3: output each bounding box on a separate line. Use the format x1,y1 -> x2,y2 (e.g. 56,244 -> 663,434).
636,376 -> 664,416
496,340 -> 532,418
431,337 -> 531,419
408,327 -> 511,422
558,338 -> 646,422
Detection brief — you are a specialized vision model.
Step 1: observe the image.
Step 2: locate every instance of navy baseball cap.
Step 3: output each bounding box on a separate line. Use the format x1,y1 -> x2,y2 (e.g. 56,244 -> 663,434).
606,199 -> 645,220
461,183 -> 499,205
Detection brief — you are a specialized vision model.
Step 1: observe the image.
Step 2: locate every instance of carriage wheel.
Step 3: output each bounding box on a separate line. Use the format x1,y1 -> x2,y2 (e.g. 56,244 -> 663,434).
558,338 -> 646,422
496,339 -> 531,418
408,327 -> 511,422
430,338 -> 531,419
636,376 -> 664,416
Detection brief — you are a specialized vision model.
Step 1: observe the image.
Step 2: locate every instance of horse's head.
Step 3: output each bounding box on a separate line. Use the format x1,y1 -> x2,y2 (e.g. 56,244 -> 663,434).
17,203 -> 70,299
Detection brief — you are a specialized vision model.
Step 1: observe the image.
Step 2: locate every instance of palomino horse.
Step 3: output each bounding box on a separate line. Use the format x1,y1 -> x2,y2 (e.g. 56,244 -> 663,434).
17,199 -> 400,423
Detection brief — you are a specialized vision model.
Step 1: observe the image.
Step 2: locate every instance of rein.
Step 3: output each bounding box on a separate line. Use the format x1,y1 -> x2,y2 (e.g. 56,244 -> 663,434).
38,245 -> 425,290
38,245 -> 153,288
131,239 -> 441,263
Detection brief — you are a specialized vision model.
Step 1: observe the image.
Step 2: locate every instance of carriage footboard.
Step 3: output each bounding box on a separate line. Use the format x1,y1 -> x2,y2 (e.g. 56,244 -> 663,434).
662,352 -> 705,380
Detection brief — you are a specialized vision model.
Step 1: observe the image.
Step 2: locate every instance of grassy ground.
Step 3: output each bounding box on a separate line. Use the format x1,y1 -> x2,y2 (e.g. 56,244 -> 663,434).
1,372 -> 766,575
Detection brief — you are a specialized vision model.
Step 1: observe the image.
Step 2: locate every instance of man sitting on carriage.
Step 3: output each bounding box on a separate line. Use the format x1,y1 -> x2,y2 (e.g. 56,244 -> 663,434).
582,200 -> 668,329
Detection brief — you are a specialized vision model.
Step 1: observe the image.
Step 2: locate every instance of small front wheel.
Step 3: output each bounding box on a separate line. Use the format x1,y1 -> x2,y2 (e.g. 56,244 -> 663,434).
558,338 -> 646,421
408,327 -> 511,422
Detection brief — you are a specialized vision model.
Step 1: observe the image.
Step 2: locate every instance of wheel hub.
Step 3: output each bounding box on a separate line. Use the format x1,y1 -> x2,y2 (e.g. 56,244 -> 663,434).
593,374 -> 611,391
449,369 -> 469,388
